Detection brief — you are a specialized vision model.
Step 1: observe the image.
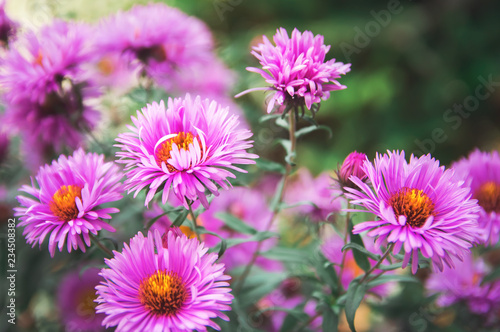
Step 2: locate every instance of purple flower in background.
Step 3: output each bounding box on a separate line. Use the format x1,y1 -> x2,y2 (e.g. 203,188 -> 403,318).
0,0 -> 18,47
116,95 -> 258,209
95,230 -> 233,331
15,149 -> 123,257
452,149 -> 500,246
0,20 -> 100,161
199,186 -> 282,272
427,253 -> 500,317
284,168 -> 344,222
237,27 -> 351,113
57,267 -> 105,332
95,3 -> 233,95
346,150 -> 480,273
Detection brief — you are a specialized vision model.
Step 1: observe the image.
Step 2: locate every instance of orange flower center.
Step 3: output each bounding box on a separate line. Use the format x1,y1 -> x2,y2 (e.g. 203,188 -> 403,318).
155,132 -> 201,172
138,270 -> 187,316
77,288 -> 98,314
388,187 -> 435,228
344,256 -> 364,278
474,181 -> 500,213
49,185 -> 82,221
97,56 -> 115,76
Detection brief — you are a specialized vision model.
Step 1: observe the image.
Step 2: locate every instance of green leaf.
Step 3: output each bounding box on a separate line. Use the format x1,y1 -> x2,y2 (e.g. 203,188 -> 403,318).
295,124 -> 333,139
239,272 -> 286,308
366,274 -> 418,288
270,175 -> 286,211
144,211 -> 169,231
321,303 -> 339,332
314,253 -> 339,293
259,113 -> 282,123
225,231 -> 278,248
214,212 -> 258,235
349,229 -> 371,272
255,158 -> 286,174
279,310 -> 309,332
341,243 -> 380,262
261,246 -> 312,263
377,262 -> 403,271
170,209 -> 189,228
345,279 -> 366,332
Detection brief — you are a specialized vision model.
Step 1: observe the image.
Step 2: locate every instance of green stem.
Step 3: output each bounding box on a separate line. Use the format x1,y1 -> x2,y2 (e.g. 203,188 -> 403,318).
235,110 -> 298,293
90,233 -> 114,258
359,243 -> 394,284
187,202 -> 201,242
338,203 -> 351,292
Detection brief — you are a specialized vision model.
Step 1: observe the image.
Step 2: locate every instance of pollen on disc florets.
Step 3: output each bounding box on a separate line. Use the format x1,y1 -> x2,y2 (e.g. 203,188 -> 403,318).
474,181 -> 500,213
155,132 -> 201,172
389,187 -> 435,228
49,185 -> 82,222
138,270 -> 188,316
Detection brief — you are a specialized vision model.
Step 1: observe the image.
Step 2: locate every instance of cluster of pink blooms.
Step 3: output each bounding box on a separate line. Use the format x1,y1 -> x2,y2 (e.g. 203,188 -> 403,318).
5,1 -> 500,331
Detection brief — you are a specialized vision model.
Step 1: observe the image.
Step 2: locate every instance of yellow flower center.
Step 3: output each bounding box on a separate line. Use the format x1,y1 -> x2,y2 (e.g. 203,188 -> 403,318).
155,132 -> 200,172
49,185 -> 82,221
97,56 -> 115,76
388,187 -> 435,228
474,181 -> 500,213
138,270 -> 187,316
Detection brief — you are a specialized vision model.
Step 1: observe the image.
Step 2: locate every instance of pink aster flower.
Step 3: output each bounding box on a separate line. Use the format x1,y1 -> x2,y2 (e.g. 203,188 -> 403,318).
95,4 -> 232,93
427,253 -> 500,317
57,267 -> 106,332
345,150 -> 481,273
115,95 -> 258,209
236,27 -> 351,113
452,149 -> 500,246
284,168 -> 344,222
95,230 -> 233,331
199,186 -> 282,272
0,20 -> 100,160
15,149 -> 123,257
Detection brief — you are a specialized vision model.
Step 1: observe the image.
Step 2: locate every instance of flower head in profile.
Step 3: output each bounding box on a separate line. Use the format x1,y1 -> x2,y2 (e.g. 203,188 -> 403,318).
237,27 -> 351,113
95,230 -> 233,331
345,150 -> 480,273
452,149 -> 500,246
336,151 -> 368,191
115,94 -> 258,209
57,267 -> 105,331
427,253 -> 500,317
15,149 -> 123,257
0,20 -> 100,162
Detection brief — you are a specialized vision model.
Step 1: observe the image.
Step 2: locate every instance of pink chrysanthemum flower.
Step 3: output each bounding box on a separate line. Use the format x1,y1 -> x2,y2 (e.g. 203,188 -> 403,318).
236,27 -> 351,113
115,95 -> 258,209
345,150 -> 481,273
0,20 -> 100,158
14,149 -> 123,257
452,149 -> 500,246
57,267 -> 105,332
427,253 -> 500,316
95,230 -> 233,331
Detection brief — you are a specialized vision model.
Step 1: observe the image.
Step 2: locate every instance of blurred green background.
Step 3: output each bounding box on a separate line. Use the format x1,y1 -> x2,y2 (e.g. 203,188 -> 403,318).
7,0 -> 500,172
